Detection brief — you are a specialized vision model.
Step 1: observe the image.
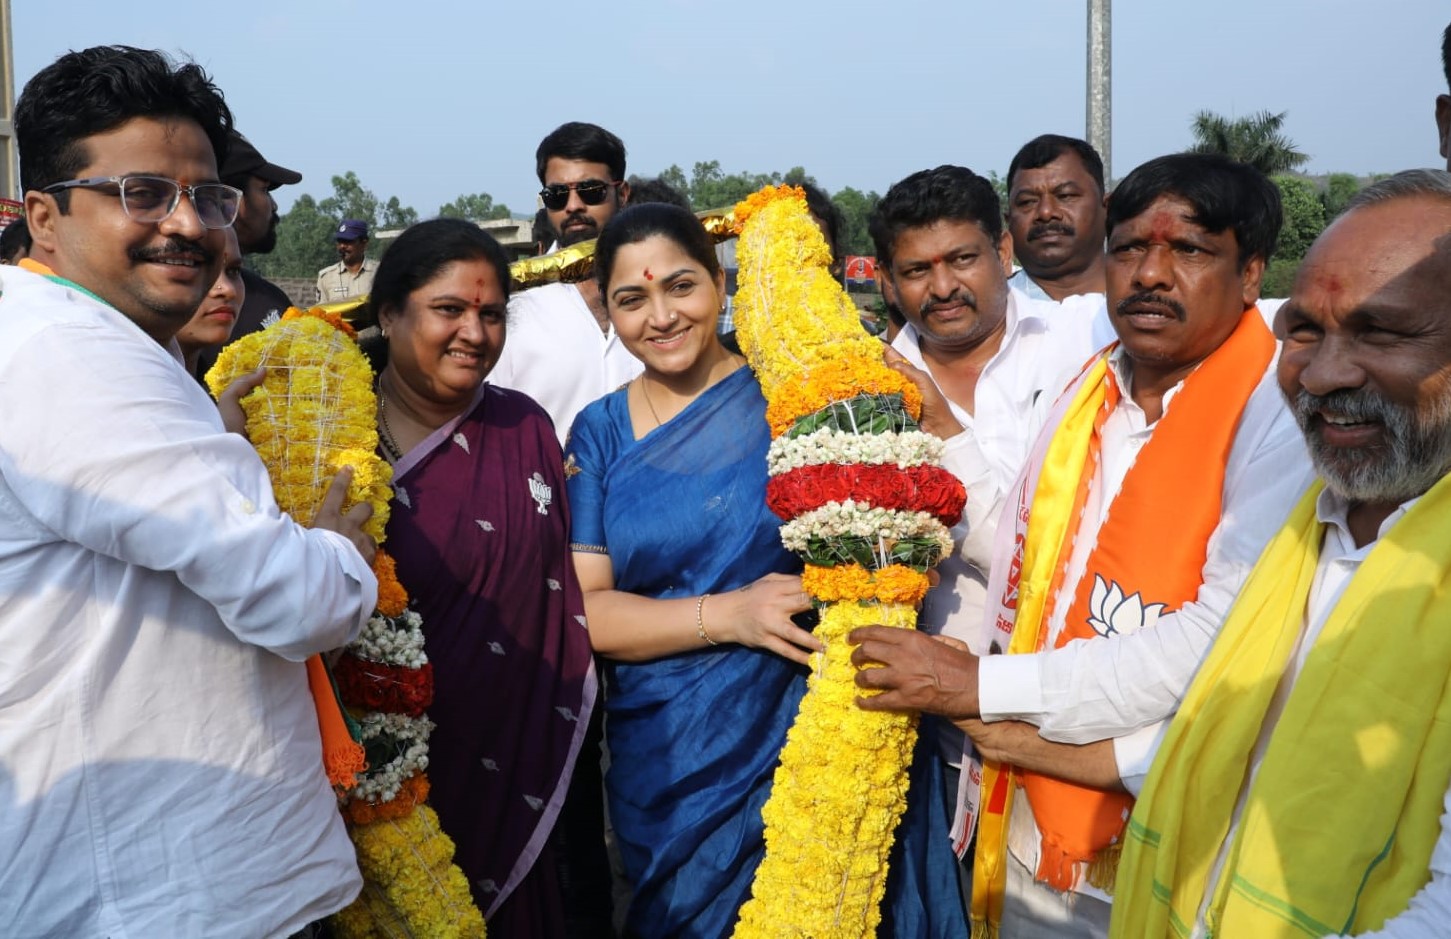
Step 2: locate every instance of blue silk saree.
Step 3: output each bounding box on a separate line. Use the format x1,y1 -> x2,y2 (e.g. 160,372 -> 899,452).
567,367 -> 966,938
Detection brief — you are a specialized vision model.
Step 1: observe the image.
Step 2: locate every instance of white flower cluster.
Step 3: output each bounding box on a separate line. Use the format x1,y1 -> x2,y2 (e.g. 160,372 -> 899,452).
350,711 -> 435,804
779,501 -> 953,554
348,609 -> 428,669
766,428 -> 945,475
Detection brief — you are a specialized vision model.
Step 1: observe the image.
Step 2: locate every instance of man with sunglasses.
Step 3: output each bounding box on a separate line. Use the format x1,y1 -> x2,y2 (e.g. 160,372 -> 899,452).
0,46 -> 376,937
489,121 -> 643,444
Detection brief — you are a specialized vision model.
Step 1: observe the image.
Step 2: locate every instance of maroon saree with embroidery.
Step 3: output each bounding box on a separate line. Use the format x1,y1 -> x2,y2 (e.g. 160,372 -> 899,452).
384,381 -> 597,935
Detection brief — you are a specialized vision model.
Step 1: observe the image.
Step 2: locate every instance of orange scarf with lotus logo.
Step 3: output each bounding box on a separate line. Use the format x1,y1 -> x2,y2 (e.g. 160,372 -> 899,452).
970,307 -> 1273,935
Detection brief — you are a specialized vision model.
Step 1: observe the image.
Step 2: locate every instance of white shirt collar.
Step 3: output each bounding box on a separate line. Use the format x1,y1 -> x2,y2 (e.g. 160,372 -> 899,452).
894,286 -> 1047,364
1314,484 -> 1422,548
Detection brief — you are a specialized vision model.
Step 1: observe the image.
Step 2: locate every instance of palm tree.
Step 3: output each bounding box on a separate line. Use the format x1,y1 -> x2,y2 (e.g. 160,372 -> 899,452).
1188,110 -> 1310,176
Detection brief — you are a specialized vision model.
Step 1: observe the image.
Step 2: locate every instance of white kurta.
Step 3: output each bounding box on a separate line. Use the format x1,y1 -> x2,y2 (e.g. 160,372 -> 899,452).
0,265 -> 376,938
490,281 -> 643,445
891,287 -> 1114,763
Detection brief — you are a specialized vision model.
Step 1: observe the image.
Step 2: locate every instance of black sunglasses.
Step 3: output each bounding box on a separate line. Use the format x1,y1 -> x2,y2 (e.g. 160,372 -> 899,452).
538,180 -> 622,211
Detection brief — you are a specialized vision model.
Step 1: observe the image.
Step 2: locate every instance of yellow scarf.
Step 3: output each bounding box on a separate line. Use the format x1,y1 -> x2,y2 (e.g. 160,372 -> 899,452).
971,310 -> 1273,936
1111,476 -> 1451,938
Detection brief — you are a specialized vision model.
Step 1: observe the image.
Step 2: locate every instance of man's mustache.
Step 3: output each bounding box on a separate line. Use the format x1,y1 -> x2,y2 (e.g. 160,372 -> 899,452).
1114,291 -> 1187,322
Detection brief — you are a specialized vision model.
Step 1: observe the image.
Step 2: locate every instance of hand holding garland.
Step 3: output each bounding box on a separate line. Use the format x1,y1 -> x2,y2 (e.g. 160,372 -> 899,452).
850,626 -> 981,719
311,466 -> 378,566
882,346 -> 965,441
574,554 -> 822,663
216,366 -> 266,437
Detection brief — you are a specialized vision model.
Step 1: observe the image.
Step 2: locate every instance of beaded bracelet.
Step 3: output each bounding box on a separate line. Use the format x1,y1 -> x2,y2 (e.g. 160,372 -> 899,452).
696,593 -> 718,646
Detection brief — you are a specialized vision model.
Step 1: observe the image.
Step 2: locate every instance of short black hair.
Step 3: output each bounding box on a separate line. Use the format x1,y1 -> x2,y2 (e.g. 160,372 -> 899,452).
0,218 -> 31,263
869,165 -> 1002,267
531,207 -> 554,248
595,203 -> 720,293
535,122 -> 627,185
1443,23 -> 1451,91
800,181 -> 844,265
16,46 -> 232,208
1106,152 -> 1282,267
626,177 -> 692,211
1006,134 -> 1106,195
369,218 -> 512,322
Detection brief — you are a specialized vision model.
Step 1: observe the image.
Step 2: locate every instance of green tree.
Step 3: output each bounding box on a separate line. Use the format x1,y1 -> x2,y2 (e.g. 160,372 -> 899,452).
1273,174 -> 1327,261
437,192 -> 512,222
1189,110 -> 1310,176
252,193 -> 337,279
657,164 -> 690,197
986,170 -> 1009,208
252,172 -> 419,279
380,196 -> 419,231
1320,173 -> 1361,220
318,171 -> 380,228
831,186 -> 880,256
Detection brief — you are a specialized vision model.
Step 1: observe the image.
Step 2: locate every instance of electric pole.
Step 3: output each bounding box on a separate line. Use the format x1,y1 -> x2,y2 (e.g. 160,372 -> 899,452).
1087,0 -> 1111,182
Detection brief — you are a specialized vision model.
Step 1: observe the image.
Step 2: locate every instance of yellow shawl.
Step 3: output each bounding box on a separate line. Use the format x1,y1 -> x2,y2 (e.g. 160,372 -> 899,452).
1111,475 -> 1451,938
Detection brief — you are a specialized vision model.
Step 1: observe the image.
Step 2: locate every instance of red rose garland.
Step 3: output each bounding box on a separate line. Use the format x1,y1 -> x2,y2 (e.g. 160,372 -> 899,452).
766,463 -> 966,526
334,655 -> 435,718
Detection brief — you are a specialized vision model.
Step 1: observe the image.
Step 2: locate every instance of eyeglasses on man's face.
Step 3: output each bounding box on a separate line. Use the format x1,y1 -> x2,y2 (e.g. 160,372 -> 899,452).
42,175 -> 242,230
538,179 -> 623,211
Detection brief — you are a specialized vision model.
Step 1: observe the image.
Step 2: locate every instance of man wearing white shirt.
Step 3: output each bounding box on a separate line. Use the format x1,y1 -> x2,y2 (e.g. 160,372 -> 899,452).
856,154 -> 1314,936
1003,134 -> 1108,303
0,46 -> 377,938
489,121 -> 642,444
864,164 -> 1114,896
1093,169 -> 1451,939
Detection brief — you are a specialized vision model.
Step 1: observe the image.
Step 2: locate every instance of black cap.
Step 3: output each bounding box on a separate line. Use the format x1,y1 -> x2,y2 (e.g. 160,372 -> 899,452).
220,130 -> 302,189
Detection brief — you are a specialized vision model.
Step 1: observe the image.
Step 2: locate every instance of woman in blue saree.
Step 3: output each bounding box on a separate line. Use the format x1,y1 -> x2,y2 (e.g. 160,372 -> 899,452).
566,204 -> 967,938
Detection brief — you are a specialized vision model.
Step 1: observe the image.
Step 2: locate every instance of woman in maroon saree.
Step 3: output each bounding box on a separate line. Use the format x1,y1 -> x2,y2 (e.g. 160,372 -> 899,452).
366,219 -> 597,935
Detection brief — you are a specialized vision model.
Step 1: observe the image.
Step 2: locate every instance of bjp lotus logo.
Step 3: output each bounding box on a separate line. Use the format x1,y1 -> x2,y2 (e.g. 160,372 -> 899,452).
1085,575 -> 1165,638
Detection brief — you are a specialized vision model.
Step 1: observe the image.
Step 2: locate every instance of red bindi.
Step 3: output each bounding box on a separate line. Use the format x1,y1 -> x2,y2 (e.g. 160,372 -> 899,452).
643,268 -> 653,281
1318,274 -> 1344,295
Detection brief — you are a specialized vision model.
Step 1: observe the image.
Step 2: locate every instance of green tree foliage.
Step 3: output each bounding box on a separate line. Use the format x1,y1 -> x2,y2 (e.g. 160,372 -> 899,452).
437,192 -> 512,222
252,172 -> 419,279
685,160 -> 820,211
1189,110 -> 1310,176
251,193 -> 338,279
318,171 -> 380,227
831,186 -> 880,256
1273,174 -> 1327,261
1320,173 -> 1361,220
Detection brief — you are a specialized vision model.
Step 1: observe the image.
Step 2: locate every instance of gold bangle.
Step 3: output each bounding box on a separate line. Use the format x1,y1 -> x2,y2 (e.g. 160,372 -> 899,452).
696,593 -> 718,646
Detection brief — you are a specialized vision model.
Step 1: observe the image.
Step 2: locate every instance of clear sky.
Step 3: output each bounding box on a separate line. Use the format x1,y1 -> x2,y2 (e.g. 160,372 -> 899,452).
13,0 -> 1448,216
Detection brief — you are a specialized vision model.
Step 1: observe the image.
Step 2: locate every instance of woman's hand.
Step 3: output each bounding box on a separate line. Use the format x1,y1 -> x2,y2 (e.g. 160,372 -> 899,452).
708,573 -> 824,666
217,366 -> 266,438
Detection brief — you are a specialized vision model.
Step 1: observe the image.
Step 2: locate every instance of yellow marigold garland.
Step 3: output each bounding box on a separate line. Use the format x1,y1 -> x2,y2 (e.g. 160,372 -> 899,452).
731,185 -> 957,937
801,563 -> 931,606
205,309 -> 484,937
205,308 -> 391,542
734,602 -> 920,938
331,806 -> 486,939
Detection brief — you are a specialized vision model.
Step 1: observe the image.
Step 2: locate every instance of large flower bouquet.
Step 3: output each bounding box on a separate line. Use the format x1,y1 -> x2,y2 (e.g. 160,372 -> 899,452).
206,309 -> 485,938
730,187 -> 965,937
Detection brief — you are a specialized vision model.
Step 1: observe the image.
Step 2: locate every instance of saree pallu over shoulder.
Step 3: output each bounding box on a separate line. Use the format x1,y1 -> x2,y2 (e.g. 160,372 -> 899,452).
569,368 -> 807,937
386,383 -> 597,928
567,368 -> 965,938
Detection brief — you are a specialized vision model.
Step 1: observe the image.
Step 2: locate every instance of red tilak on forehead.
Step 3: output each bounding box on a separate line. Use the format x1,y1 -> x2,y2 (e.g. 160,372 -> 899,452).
1146,210 -> 1177,242
930,256 -> 944,266
1318,273 -> 1344,294
643,268 -> 653,281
